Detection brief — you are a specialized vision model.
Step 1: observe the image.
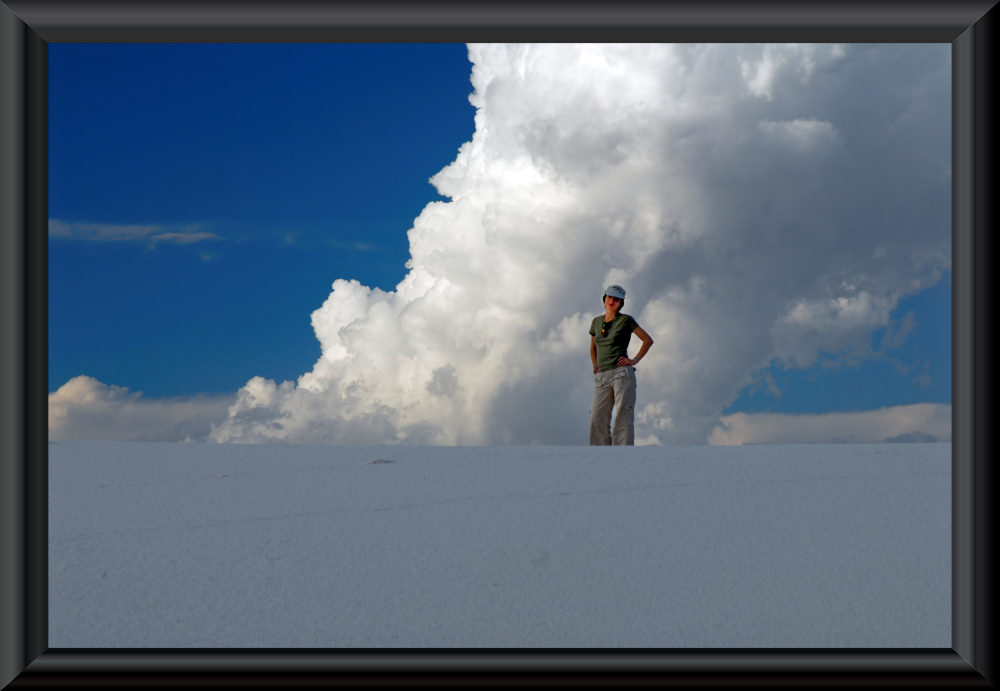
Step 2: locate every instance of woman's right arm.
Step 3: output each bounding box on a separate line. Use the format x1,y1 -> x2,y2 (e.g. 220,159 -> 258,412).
590,335 -> 598,373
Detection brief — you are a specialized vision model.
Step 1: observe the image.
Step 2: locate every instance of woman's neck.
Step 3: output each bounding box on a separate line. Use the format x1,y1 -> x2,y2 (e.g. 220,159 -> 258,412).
604,309 -> 618,322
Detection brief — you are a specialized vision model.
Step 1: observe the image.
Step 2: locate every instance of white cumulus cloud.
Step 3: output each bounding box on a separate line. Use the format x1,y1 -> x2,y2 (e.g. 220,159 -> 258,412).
197,43 -> 950,445
49,376 -> 234,442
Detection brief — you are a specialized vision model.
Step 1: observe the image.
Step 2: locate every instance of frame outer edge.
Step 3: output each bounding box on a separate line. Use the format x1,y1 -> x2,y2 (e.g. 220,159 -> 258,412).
1,3 -> 47,687
2,0 -> 997,686
970,1 -> 997,684
954,2 -> 996,684
1,3 -> 29,690
1,0 -> 998,42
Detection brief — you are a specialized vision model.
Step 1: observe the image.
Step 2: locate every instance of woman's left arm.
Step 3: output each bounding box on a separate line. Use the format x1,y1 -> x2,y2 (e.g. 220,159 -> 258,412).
619,325 -> 654,367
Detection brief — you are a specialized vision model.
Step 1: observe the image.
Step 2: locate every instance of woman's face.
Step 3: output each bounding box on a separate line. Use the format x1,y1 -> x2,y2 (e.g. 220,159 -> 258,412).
604,295 -> 622,311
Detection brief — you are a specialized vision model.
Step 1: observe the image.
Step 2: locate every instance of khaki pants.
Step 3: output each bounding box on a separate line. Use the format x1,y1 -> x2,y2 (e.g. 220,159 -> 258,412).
589,365 -> 636,445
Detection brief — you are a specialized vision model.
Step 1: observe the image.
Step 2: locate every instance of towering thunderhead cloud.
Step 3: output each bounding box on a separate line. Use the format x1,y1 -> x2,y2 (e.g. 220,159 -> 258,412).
211,43 -> 950,445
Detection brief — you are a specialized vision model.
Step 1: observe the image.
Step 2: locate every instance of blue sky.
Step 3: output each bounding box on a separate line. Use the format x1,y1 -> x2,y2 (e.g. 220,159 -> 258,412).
48,43 -> 951,444
50,43 -> 475,396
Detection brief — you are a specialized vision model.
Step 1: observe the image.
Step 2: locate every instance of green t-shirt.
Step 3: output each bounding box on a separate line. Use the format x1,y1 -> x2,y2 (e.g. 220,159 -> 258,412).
589,313 -> 639,371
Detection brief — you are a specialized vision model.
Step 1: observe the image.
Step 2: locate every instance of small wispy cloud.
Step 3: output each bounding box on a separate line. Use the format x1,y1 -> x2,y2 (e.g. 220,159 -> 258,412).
327,237 -> 378,252
708,403 -> 951,445
147,231 -> 221,247
49,219 -> 158,242
49,219 -> 221,248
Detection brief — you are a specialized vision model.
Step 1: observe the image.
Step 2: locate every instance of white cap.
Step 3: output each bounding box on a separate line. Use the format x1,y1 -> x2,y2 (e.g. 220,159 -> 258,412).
604,284 -> 626,299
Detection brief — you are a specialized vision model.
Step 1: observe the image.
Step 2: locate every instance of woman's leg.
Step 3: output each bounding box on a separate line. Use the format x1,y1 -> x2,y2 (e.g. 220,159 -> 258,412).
611,366 -> 637,445
589,371 -> 614,445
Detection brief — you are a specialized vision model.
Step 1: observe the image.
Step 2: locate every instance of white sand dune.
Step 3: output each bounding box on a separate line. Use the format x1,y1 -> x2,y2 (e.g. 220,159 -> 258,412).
48,441 -> 950,648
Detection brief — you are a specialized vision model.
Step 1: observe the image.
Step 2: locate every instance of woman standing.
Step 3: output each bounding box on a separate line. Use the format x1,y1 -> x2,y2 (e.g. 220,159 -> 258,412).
589,284 -> 654,445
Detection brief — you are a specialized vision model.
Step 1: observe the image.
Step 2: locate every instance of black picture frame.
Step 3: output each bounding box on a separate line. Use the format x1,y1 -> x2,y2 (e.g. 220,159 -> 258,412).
1,1 -> 995,687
